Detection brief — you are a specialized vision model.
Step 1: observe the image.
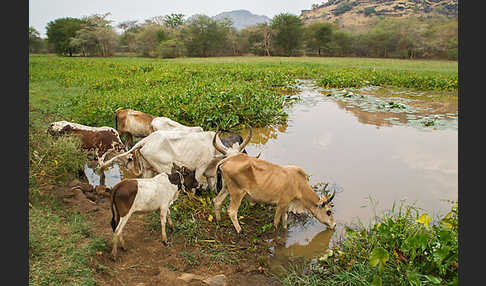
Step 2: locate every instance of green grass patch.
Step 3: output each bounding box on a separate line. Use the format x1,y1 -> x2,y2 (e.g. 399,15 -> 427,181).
29,204 -> 109,285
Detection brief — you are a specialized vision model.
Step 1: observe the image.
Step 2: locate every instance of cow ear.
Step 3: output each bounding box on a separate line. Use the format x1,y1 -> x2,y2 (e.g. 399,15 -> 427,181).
60,125 -> 72,134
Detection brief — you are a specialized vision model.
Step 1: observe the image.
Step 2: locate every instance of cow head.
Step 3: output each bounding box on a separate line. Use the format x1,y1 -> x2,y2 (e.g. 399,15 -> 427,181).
212,127 -> 252,157
311,183 -> 336,230
47,121 -> 73,136
168,163 -> 199,191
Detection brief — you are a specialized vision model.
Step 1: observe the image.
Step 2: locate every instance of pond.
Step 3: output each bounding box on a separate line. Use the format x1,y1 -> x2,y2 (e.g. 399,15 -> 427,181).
239,80 -> 457,267
87,80 -> 458,269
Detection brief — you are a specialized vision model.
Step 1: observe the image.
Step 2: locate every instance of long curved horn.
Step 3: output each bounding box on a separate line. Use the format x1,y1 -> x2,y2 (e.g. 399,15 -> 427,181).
212,131 -> 227,155
238,126 -> 252,152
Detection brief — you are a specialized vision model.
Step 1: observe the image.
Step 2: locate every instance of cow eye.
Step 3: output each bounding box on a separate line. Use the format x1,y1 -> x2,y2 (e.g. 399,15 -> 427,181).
326,210 -> 332,216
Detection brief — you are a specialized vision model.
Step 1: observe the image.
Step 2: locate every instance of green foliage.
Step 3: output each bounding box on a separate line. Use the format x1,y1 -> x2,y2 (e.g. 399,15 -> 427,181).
333,1 -> 354,16
157,38 -> 186,58
29,27 -> 48,53
271,13 -> 305,56
182,15 -> 234,57
304,22 -> 335,55
281,201 -> 458,286
364,7 -> 376,16
29,115 -> 88,201
317,68 -> 457,91
163,13 -> 185,28
46,17 -> 86,55
71,13 -> 119,57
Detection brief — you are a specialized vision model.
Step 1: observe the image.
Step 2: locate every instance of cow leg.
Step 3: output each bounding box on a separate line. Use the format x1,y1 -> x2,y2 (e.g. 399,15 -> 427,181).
159,206 -> 169,244
111,212 -> 132,260
206,176 -> 216,193
273,205 -> 287,230
282,209 -> 289,229
213,187 -> 229,221
228,191 -> 245,233
167,209 -> 174,228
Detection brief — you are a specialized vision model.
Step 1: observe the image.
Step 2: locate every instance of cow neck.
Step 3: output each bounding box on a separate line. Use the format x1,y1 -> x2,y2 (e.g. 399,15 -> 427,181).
300,185 -> 321,210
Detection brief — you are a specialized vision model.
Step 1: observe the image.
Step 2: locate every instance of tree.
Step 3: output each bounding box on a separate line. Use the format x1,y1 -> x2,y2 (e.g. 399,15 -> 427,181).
135,24 -> 169,57
29,27 -> 46,53
163,13 -> 185,29
182,15 -> 233,57
46,17 -> 85,56
70,13 -> 118,57
270,13 -> 304,56
304,22 -> 335,56
241,23 -> 274,56
118,20 -> 141,52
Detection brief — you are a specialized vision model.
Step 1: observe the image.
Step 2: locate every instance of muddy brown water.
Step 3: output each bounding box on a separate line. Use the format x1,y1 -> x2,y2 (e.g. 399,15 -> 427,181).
87,80 -> 458,271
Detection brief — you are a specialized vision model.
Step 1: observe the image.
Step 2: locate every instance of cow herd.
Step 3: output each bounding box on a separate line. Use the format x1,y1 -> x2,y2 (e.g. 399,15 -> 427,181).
48,108 -> 337,261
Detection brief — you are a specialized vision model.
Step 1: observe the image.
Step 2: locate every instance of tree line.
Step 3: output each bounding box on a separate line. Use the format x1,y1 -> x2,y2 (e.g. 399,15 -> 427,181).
29,12 -> 457,60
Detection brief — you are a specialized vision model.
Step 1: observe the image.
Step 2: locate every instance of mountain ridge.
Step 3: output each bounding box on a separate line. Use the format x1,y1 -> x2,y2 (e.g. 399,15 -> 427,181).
300,0 -> 458,30
211,9 -> 271,31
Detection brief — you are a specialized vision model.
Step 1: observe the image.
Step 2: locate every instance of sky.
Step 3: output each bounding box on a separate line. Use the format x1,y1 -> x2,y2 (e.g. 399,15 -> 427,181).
29,0 -> 320,38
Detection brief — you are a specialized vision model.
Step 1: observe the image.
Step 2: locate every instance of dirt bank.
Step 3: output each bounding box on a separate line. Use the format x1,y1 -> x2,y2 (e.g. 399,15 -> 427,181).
50,178 -> 283,286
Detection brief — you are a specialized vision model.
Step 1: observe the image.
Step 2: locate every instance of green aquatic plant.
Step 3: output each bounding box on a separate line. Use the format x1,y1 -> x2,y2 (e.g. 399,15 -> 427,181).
280,201 -> 458,286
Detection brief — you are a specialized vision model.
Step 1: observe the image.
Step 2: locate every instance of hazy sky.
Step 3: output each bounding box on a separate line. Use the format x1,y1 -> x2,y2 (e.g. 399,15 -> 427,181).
29,0 -> 319,37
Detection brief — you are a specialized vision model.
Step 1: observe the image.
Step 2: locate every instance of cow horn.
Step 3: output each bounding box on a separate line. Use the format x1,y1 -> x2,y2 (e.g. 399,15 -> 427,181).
212,131 -> 228,155
321,183 -> 329,192
323,190 -> 336,206
238,127 -> 252,152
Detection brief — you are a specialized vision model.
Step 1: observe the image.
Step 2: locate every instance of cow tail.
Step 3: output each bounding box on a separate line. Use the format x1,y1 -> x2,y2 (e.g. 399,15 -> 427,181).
216,162 -> 224,193
110,185 -> 121,232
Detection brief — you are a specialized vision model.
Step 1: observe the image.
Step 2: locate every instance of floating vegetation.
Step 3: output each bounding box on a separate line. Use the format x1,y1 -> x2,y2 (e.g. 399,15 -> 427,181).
317,85 -> 458,131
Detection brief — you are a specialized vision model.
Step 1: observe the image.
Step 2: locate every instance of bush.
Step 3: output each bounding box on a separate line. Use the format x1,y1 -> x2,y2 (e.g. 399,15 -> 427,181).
157,39 -> 186,58
29,116 -> 88,201
333,1 -> 354,16
364,7 -> 376,16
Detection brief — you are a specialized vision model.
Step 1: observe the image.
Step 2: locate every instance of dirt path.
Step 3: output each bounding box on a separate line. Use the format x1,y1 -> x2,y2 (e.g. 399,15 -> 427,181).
54,179 -> 283,286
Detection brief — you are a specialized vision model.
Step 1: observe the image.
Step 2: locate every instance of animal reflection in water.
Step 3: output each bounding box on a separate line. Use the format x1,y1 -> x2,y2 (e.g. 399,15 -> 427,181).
275,228 -> 335,259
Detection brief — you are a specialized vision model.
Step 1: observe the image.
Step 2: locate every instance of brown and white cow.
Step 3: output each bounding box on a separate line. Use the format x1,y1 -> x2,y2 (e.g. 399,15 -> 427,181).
47,121 -> 127,166
109,163 -> 198,261
214,153 -> 336,233
116,109 -> 204,148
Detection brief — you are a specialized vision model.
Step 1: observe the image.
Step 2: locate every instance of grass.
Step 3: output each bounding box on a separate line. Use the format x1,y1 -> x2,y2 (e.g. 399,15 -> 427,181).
29,200 -> 109,285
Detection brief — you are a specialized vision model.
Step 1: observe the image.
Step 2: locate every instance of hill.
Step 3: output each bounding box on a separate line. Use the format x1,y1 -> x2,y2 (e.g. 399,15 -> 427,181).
212,10 -> 271,31
300,0 -> 458,31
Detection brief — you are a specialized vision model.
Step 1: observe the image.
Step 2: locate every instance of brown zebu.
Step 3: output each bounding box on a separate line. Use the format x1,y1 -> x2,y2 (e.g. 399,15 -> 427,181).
213,153 -> 336,233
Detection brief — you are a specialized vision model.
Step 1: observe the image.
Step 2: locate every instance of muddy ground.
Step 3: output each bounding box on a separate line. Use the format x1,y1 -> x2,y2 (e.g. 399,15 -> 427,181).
50,176 -> 286,286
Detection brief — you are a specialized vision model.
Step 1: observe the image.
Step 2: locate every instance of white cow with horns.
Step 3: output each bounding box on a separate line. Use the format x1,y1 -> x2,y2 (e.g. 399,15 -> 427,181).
99,128 -> 253,193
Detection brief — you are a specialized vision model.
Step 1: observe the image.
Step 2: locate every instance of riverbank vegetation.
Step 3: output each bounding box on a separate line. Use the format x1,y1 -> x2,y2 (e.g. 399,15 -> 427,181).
280,201 -> 458,285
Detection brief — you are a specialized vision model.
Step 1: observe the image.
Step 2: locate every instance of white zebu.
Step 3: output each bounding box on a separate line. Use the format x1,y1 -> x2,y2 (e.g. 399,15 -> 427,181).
100,129 -> 252,192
